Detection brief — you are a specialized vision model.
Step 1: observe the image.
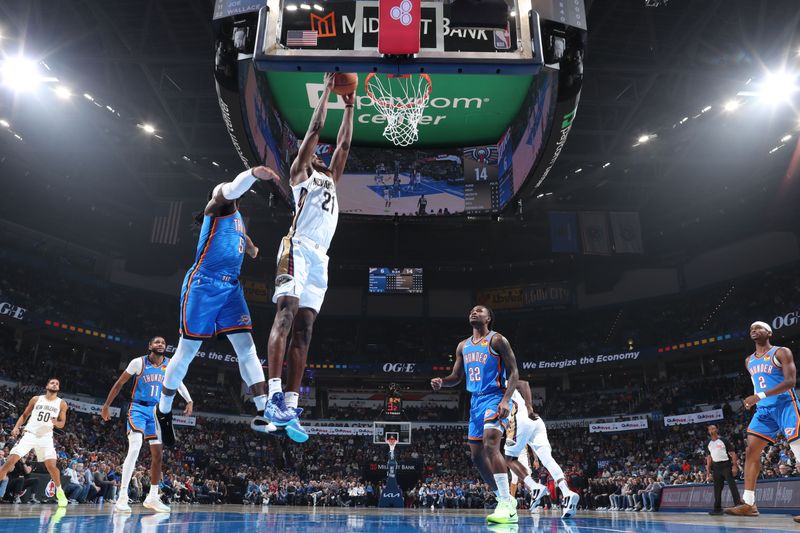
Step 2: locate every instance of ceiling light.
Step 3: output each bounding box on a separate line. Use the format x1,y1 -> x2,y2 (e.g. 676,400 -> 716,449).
781,134 -> 792,142
83,93 -> 94,101
574,168 -> 582,173
701,105 -> 712,113
139,123 -> 156,134
602,162 -> 611,168
758,70 -> 798,104
0,119 -> 9,128
723,100 -> 740,112
286,4 -> 298,10
679,117 -> 689,124
313,4 -> 324,10
2,56 -> 40,92
54,85 -> 71,99
212,161 -> 220,167
510,10 -> 516,17
638,134 -> 651,143
300,3 -> 311,9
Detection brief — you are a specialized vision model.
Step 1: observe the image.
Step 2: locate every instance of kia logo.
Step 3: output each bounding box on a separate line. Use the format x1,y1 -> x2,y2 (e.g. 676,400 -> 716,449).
383,492 -> 401,498
382,363 -> 416,373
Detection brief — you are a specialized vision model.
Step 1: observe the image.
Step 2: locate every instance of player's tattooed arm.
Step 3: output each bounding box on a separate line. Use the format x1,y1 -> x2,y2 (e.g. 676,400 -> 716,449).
744,347 -> 796,408
432,341 -> 465,390
291,73 -> 335,184
53,400 -> 68,429
11,396 -> 38,438
492,333 -> 519,418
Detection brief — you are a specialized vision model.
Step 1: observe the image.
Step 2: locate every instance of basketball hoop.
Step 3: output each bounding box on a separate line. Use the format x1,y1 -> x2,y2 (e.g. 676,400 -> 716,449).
386,436 -> 398,459
365,73 -> 432,147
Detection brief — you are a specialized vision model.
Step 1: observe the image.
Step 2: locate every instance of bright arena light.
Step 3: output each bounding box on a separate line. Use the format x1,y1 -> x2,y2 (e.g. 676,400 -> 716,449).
0,119 -> 9,128
723,99 -> 740,112
781,134 -> 792,142
54,85 -> 72,99
2,56 -> 41,92
758,70 -> 798,104
139,123 -> 156,134
638,134 -> 651,144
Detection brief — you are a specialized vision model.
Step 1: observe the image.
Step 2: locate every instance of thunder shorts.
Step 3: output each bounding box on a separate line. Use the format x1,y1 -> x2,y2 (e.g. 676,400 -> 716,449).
10,431 -> 57,461
747,395 -> 800,443
126,403 -> 161,444
468,392 -> 510,441
179,269 -> 252,340
273,235 -> 329,313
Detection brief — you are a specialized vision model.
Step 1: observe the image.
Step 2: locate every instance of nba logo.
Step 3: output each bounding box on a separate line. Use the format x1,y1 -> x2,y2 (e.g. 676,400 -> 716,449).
45,480 -> 56,498
786,428 -> 796,438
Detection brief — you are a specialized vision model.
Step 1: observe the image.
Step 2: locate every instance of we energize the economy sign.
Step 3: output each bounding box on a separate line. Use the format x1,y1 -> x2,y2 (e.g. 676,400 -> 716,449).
262,71 -> 531,146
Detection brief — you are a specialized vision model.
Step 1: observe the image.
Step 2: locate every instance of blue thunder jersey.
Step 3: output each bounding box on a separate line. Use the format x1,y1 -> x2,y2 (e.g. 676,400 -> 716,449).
132,356 -> 169,404
463,331 -> 506,395
191,212 -> 246,278
748,346 -> 794,407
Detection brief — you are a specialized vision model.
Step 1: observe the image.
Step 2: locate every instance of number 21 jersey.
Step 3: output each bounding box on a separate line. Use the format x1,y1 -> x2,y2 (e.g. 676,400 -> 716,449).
289,170 -> 338,250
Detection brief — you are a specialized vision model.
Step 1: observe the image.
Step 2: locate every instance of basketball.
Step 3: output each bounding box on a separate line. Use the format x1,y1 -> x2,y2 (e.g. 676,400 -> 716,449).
332,72 -> 358,96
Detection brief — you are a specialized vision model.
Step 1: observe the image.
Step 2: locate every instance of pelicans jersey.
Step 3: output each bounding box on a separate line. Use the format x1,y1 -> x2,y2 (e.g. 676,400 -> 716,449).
10,395 -> 62,461
463,331 -> 511,441
180,210 -> 252,339
745,346 -> 800,443
273,170 -> 337,313
126,356 -> 170,441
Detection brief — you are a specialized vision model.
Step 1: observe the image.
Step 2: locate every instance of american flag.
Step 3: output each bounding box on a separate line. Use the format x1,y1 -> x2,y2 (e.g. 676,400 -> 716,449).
287,30 -> 318,47
151,201 -> 183,245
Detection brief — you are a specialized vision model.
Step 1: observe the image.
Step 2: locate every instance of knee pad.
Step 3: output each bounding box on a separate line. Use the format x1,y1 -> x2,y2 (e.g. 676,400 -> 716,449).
228,332 -> 265,387
164,338 -> 202,389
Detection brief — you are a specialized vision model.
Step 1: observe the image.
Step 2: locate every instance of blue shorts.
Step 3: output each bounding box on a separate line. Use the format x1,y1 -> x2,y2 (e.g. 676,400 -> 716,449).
747,395 -> 800,443
468,392 -> 510,441
179,269 -> 252,340
127,403 -> 158,441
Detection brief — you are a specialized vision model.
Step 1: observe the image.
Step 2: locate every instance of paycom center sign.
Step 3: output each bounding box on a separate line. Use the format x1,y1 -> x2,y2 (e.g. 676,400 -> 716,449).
262,71 -> 532,146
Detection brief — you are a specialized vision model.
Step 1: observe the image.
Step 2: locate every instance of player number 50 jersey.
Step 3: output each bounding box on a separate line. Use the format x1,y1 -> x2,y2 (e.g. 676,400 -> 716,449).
25,395 -> 61,437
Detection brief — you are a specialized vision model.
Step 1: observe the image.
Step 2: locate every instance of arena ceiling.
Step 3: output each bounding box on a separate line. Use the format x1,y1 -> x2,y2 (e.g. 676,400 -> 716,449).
0,0 -> 798,263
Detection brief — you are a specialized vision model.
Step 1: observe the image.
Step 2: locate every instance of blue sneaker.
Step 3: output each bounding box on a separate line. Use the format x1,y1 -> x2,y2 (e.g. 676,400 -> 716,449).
264,393 -> 309,443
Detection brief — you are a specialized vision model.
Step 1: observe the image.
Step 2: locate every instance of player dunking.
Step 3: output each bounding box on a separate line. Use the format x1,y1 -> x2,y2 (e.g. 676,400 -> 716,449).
431,305 -> 520,524
725,321 -> 800,522
505,380 -> 579,518
0,378 -> 69,507
102,336 -> 193,513
154,165 -> 280,446
256,73 -> 354,442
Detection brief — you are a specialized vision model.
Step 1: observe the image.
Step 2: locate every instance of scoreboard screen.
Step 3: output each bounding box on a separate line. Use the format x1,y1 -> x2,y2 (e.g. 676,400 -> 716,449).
369,268 -> 423,294
384,395 -> 403,417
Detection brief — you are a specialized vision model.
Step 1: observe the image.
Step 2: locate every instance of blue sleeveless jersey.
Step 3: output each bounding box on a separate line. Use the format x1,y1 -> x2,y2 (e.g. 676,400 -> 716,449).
463,331 -> 506,395
191,212 -> 246,278
748,346 -> 794,406
132,356 -> 169,404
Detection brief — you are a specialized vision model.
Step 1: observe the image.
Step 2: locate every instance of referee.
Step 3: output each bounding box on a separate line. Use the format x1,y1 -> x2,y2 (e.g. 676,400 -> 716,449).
705,424 -> 742,515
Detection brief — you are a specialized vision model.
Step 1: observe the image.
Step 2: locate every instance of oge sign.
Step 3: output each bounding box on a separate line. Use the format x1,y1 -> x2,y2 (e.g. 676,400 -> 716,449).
0,301 -> 27,321
382,363 -> 417,373
772,310 -> 799,331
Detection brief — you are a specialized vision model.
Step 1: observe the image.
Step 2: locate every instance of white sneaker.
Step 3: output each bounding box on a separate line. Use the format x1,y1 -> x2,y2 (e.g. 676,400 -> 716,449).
114,499 -> 132,513
144,495 -> 171,513
561,491 -> 580,519
529,482 -> 547,513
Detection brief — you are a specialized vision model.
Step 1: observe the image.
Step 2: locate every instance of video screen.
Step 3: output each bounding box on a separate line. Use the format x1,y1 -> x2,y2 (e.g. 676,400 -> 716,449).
368,267 -> 423,294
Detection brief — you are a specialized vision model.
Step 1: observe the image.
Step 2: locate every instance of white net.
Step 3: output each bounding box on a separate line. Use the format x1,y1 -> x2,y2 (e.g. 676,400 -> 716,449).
365,73 -> 432,147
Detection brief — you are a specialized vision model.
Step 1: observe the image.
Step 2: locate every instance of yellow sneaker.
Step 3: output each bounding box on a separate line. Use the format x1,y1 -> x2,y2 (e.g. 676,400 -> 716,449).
56,488 -> 68,508
487,499 -> 519,524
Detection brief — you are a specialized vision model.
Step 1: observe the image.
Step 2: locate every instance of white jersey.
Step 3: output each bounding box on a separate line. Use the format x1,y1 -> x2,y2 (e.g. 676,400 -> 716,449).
25,395 -> 61,437
289,170 -> 338,250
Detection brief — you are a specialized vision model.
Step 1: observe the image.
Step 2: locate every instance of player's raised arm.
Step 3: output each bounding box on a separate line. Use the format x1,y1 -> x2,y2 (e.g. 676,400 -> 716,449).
431,341 -> 466,390
517,380 -> 535,417
291,72 -> 335,183
744,347 -> 797,409
206,166 -> 279,216
491,333 -> 519,418
329,92 -> 355,183
11,396 -> 37,438
54,400 -> 68,429
102,367 -> 136,422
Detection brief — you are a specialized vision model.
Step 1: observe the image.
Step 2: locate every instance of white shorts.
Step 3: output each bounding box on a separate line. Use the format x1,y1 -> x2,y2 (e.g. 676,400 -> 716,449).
273,235 -> 329,313
10,432 -> 57,461
505,412 -> 550,458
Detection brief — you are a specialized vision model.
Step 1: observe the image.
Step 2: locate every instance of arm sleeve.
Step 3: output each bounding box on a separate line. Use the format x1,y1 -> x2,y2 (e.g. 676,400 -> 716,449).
220,169 -> 257,200
125,358 -> 143,376
177,382 -> 193,403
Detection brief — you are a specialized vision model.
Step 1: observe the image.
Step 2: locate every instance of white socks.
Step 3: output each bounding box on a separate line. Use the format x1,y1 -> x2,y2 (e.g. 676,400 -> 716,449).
254,395 -> 267,411
285,392 -> 299,409
743,489 -> 755,505
149,483 -> 160,498
494,473 -> 510,501
268,378 -> 282,399
557,479 -> 571,495
523,475 -> 543,492
120,433 -> 143,500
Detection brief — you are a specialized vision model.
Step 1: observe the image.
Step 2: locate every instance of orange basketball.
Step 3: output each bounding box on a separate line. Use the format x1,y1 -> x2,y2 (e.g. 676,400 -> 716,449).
332,72 -> 358,96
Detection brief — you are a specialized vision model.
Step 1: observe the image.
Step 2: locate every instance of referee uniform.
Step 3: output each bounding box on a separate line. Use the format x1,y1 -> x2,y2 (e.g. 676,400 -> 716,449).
706,426 -> 741,514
